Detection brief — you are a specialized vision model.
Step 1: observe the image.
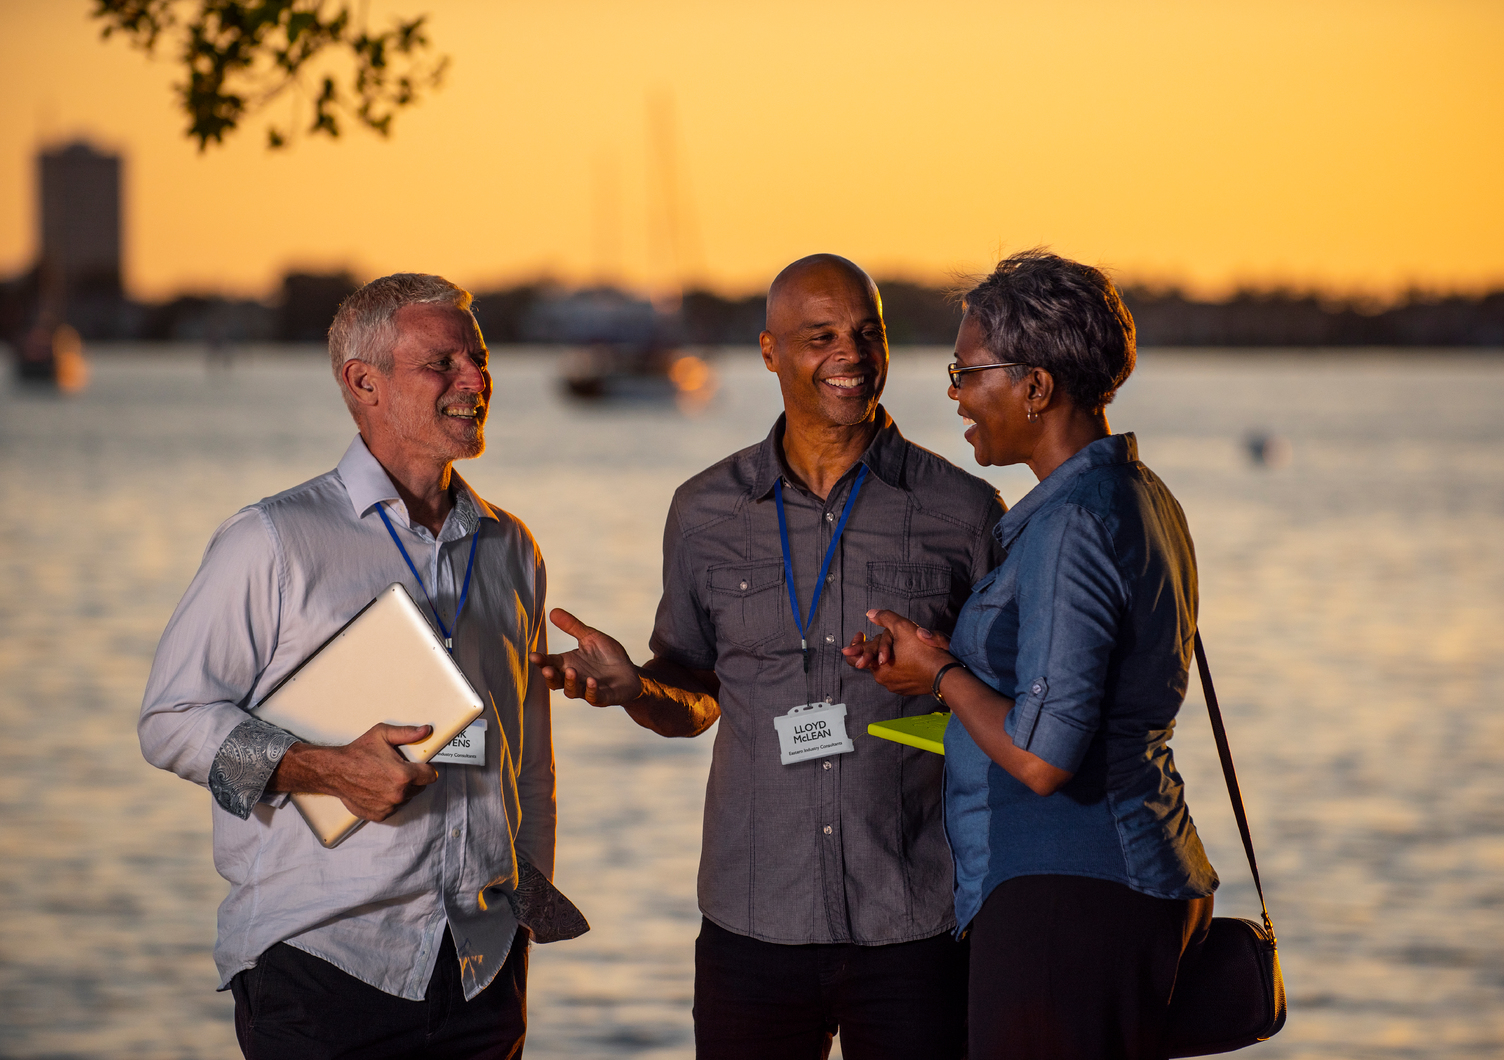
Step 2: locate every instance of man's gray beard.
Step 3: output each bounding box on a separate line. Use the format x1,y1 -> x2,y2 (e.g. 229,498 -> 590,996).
442,420 -> 486,462
454,430 -> 485,460
392,401 -> 485,462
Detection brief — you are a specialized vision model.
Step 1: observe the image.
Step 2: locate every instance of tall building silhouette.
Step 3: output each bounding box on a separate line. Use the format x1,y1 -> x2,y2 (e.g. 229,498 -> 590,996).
39,141 -> 122,303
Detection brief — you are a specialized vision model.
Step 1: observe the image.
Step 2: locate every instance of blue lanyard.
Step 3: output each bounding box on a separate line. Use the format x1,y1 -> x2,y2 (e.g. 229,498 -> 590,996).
376,503 -> 479,652
775,463 -> 868,673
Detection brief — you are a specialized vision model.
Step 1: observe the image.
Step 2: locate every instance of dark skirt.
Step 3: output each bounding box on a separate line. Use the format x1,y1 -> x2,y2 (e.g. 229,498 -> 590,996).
968,874 -> 1214,1060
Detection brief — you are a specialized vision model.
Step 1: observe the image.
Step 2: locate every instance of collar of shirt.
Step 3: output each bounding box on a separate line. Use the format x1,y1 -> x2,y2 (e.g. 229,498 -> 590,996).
994,432 -> 1139,551
748,405 -> 909,500
335,433 -> 499,541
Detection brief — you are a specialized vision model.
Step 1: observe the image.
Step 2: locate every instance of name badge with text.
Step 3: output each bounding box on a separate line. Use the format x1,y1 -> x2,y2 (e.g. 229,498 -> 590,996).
430,716 -> 486,766
773,702 -> 854,766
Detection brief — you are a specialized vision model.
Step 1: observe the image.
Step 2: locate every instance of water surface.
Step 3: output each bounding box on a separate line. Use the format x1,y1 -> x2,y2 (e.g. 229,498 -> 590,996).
1,347 -> 1501,1059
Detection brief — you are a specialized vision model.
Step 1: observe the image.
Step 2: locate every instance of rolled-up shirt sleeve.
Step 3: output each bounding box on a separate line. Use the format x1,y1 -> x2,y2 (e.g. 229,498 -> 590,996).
647,497 -> 718,670
139,507 -> 293,817
1003,502 -> 1129,773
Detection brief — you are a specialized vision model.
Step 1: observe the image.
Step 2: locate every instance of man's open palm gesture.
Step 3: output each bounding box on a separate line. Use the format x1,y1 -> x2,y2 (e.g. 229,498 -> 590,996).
531,608 -> 644,706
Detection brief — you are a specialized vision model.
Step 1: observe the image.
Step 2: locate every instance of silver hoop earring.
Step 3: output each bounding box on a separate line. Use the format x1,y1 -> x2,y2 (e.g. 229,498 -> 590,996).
1025,407 -> 1039,424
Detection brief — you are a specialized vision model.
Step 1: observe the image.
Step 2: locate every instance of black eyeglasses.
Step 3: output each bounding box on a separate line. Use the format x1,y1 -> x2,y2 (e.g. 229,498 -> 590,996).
947,361 -> 1029,388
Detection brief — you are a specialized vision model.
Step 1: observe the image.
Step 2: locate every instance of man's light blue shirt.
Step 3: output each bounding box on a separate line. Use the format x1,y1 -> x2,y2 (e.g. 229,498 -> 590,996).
140,435 -> 556,1000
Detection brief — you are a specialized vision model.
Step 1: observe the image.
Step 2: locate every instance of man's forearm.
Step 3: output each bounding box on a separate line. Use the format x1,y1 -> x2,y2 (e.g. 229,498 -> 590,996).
266,740 -> 332,794
623,656 -> 720,737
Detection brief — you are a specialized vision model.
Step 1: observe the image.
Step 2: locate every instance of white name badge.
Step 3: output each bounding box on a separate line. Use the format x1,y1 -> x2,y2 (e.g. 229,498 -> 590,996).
430,717 -> 486,766
773,703 -> 855,766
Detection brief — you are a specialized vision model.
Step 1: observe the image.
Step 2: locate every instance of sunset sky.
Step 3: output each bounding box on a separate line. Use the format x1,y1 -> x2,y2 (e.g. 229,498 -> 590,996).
1,0 -> 1501,300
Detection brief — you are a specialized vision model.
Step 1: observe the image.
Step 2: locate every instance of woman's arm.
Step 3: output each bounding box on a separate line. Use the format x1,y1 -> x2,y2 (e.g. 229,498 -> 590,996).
846,609 -> 1073,796
935,662 -> 1074,797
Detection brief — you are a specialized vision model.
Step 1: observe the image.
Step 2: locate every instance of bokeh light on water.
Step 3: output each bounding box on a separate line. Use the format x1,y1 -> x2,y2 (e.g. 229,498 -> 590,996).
1,347 -> 1502,1059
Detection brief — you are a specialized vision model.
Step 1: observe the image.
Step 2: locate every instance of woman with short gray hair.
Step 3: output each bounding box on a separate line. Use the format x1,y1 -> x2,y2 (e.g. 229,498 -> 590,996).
846,249 -> 1218,1058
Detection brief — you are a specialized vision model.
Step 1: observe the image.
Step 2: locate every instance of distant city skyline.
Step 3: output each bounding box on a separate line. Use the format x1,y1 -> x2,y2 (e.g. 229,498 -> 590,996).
1,0 -> 1501,301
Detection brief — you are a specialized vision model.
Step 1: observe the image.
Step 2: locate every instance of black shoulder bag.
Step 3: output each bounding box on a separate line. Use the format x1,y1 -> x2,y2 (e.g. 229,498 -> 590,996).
1164,632 -> 1288,1056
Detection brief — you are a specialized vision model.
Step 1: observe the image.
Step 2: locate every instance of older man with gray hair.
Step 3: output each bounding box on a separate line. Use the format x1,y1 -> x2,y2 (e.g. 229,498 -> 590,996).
140,273 -> 581,1059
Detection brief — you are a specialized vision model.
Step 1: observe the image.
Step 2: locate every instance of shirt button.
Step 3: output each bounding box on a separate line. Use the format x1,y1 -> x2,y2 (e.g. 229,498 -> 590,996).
824,634 -> 835,643
1031,682 -> 1044,695
739,580 -> 748,590
822,825 -> 832,834
451,828 -> 461,838
823,760 -> 832,770
825,695 -> 833,703
825,512 -> 835,522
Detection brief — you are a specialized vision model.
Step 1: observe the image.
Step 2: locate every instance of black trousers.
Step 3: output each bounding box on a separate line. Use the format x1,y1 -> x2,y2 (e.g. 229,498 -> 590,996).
968,874 -> 1214,1060
693,916 -> 969,1060
231,927 -> 528,1060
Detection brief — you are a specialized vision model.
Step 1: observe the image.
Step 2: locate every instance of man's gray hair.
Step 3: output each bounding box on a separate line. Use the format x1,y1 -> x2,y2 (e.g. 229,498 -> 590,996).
327,273 -> 473,411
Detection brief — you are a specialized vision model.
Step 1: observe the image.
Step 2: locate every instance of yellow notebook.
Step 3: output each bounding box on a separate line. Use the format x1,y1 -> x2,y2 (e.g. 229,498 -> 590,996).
867,712 -> 950,755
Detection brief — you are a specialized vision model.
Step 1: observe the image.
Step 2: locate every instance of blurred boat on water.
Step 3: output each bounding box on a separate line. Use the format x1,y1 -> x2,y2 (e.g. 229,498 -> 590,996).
13,321 -> 90,393
539,286 -> 717,409
560,344 -> 716,409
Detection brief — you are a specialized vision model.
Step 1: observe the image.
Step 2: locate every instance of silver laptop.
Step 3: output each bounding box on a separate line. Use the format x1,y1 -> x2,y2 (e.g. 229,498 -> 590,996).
253,583 -> 485,848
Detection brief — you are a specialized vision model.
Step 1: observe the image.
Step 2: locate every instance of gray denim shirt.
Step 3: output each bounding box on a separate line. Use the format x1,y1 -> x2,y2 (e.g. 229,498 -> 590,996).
649,409 -> 1004,945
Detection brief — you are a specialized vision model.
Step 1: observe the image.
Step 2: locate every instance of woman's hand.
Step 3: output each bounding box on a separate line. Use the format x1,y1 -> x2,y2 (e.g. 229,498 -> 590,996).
843,628 -> 893,670
841,608 -> 956,698
844,623 -> 952,669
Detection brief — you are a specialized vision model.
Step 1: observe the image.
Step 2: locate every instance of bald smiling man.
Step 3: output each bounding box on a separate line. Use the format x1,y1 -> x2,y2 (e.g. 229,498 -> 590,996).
533,255 -> 1004,1059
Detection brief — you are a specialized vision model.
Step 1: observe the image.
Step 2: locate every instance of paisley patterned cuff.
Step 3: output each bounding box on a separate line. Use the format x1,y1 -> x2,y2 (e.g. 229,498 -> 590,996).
208,717 -> 300,819
505,859 -> 590,943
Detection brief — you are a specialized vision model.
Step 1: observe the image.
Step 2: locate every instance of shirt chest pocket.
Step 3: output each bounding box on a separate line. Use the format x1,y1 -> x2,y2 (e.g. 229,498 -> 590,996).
949,564 -> 1019,692
867,562 -> 958,632
706,561 -> 788,651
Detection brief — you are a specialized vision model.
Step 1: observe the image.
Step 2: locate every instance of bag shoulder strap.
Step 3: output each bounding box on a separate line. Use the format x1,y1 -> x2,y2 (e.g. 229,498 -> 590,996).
1193,631 -> 1276,942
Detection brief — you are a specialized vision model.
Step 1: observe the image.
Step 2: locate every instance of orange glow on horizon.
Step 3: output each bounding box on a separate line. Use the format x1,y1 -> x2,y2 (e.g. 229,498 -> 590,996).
1,0 -> 1501,302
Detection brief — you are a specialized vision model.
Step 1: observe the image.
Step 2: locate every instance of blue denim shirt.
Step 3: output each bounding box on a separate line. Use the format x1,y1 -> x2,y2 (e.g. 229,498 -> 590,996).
944,434 -> 1218,932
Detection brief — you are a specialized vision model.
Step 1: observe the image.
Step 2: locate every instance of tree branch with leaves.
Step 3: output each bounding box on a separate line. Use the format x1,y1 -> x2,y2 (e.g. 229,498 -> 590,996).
93,0 -> 449,150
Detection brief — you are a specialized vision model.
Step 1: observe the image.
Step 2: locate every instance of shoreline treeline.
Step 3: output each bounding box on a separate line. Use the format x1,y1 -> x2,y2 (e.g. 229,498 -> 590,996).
3,269 -> 1501,348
